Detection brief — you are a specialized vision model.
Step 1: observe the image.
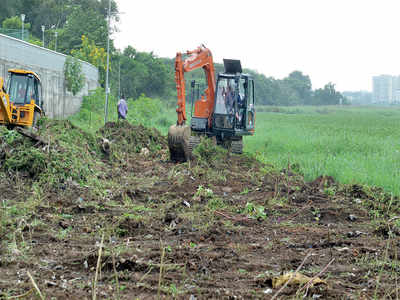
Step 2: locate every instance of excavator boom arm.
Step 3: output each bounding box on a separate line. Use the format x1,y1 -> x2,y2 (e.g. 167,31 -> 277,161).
174,45 -> 216,126
0,77 -> 12,124
175,53 -> 186,125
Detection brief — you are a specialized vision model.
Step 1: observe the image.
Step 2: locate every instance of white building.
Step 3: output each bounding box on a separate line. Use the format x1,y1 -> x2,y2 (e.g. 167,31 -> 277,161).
393,76 -> 400,102
373,75 -> 400,104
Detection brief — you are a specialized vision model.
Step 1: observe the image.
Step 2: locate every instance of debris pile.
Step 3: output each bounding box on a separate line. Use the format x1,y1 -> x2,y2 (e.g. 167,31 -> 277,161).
98,121 -> 166,156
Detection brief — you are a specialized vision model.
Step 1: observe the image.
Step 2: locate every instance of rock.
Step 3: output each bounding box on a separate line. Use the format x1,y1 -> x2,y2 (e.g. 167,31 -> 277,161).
347,231 -> 362,238
164,212 -> 176,223
45,280 -> 57,287
11,248 -> 22,256
263,288 -> 273,294
336,247 -> 350,252
140,147 -> 149,156
169,220 -> 177,229
101,138 -> 111,154
59,221 -> 70,229
348,214 -> 357,222
222,187 -> 232,193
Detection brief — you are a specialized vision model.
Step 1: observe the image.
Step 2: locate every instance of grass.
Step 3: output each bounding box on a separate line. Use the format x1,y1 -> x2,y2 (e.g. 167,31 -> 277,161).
246,105 -> 400,195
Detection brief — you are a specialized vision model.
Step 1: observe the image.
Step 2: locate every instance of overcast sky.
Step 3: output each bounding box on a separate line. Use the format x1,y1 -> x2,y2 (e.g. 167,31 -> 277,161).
114,0 -> 400,92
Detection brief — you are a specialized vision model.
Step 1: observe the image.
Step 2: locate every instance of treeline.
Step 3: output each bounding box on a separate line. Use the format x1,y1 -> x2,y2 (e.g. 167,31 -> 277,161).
0,0 -> 346,106
253,71 -> 348,106
160,57 -> 347,106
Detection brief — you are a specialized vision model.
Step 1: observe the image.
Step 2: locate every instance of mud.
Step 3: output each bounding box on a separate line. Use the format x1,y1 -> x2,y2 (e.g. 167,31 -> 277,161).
0,121 -> 400,299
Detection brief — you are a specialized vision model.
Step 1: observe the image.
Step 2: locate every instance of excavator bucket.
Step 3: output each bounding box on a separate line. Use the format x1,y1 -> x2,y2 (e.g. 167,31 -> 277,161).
168,124 -> 191,162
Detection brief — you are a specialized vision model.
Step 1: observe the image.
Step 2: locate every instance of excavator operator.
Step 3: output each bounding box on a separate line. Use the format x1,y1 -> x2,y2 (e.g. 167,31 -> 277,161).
17,84 -> 26,104
223,81 -> 235,122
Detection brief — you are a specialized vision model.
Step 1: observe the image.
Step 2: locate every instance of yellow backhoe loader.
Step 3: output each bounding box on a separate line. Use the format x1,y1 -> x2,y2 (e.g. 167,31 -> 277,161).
0,69 -> 44,128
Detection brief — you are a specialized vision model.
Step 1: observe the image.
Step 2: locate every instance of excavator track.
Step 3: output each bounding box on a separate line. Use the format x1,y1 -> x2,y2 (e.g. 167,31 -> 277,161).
231,138 -> 243,154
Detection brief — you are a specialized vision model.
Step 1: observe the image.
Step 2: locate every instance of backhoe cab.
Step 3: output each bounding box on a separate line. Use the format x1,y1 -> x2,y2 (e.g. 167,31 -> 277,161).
0,69 -> 44,128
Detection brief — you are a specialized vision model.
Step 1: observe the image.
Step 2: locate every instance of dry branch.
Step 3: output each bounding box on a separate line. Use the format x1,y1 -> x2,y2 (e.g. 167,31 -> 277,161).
27,271 -> 44,300
92,234 -> 104,300
299,258 -> 335,294
271,250 -> 312,300
157,241 -> 166,300
279,200 -> 312,223
15,127 -> 48,145
214,210 -> 250,222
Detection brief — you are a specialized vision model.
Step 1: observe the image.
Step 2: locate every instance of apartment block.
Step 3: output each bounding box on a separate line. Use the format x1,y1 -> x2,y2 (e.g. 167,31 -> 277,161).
373,75 -> 400,103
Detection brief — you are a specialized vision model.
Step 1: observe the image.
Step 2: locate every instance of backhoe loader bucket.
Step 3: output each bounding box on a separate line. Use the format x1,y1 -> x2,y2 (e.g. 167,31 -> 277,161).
168,124 -> 191,162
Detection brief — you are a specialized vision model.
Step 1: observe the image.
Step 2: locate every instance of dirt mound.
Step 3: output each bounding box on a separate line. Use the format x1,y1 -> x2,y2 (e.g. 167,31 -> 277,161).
98,121 -> 166,156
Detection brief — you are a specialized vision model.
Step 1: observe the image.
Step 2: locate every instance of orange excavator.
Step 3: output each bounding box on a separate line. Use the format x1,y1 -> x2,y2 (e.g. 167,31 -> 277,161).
168,45 -> 255,162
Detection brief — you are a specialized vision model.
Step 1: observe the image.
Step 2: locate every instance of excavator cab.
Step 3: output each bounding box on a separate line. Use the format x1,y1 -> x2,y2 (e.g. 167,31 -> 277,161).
190,59 -> 255,153
0,69 -> 44,127
213,73 -> 255,133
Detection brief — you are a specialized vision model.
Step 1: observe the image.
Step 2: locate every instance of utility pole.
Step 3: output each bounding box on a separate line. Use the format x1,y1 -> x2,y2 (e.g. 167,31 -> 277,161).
118,58 -> 121,99
21,14 -> 25,40
41,25 -> 45,47
55,31 -> 58,51
104,0 -> 111,124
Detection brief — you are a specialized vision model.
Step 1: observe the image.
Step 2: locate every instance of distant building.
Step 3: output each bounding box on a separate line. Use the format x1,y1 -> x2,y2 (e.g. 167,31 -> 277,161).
342,91 -> 372,105
393,76 -> 400,102
373,75 -> 400,104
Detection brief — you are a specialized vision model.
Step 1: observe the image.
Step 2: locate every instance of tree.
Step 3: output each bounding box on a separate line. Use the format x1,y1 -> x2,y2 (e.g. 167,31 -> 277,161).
71,35 -> 107,83
0,0 -> 24,25
116,47 -> 170,99
57,8 -> 109,55
2,16 -> 31,30
313,83 -> 344,105
284,71 -> 312,104
64,56 -> 85,96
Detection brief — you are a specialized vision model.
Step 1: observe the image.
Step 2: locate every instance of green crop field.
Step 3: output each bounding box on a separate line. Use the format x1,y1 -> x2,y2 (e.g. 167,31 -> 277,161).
245,106 -> 400,195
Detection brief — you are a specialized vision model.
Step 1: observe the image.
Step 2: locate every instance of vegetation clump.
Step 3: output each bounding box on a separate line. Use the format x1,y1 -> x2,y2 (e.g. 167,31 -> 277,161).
0,127 -> 46,177
0,120 -> 101,189
192,137 -> 228,168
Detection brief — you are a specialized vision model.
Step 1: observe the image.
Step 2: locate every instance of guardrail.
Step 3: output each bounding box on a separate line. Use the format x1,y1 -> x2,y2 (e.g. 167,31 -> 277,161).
0,28 -> 29,41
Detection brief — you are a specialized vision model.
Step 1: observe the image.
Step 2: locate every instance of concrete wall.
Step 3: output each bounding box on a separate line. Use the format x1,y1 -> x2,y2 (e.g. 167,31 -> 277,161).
0,33 -> 99,118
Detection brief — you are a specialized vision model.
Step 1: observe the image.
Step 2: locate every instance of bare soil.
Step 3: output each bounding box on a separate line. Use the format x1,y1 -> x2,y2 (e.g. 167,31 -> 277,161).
0,121 -> 399,299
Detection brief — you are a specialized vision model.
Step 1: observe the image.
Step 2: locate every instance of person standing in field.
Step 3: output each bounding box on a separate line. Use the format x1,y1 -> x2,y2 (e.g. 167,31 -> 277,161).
117,95 -> 128,120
